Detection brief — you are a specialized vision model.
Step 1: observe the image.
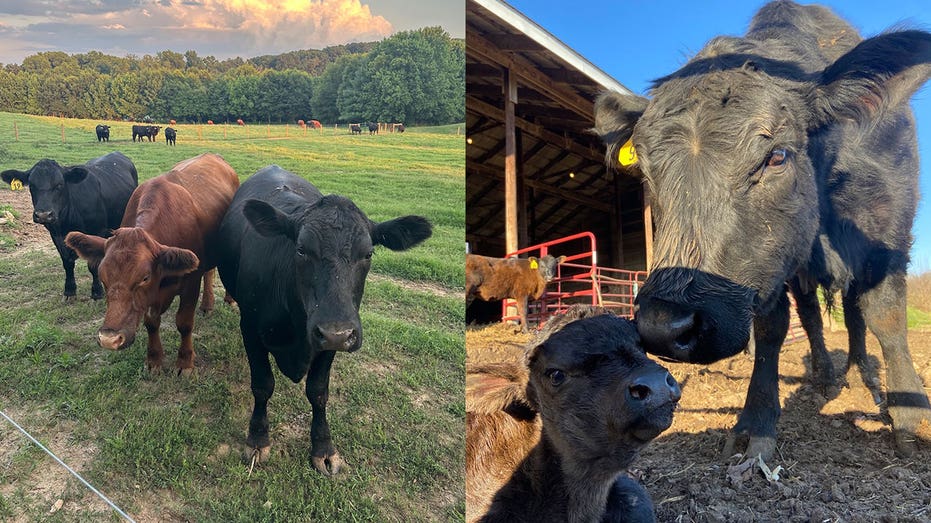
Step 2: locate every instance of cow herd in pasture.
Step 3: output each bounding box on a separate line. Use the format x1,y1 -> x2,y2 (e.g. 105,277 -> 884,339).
4,149 -> 433,477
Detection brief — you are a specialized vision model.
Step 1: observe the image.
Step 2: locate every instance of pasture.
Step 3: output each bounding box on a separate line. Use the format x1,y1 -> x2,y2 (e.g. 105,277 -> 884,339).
0,112 -> 465,522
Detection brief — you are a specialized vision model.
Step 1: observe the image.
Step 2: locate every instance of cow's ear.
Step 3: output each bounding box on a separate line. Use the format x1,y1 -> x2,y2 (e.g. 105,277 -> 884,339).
157,246 -> 200,276
243,199 -> 297,241
812,30 -> 931,126
63,167 -> 89,184
1,169 -> 28,186
593,91 -> 649,170
372,215 -> 432,251
65,232 -> 106,265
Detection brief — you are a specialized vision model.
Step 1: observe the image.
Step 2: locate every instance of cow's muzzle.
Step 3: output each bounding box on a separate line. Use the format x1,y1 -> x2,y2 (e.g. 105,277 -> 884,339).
97,329 -> 134,351
314,322 -> 361,352
33,211 -> 56,224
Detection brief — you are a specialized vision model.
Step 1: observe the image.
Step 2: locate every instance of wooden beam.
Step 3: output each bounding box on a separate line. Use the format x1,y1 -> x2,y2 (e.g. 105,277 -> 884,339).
504,67 -> 518,255
467,95 -> 602,163
484,33 -> 546,52
469,163 -> 612,212
467,31 -> 594,120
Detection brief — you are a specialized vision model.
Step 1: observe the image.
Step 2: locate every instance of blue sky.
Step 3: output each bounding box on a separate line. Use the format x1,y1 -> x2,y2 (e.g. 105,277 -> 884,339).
506,0 -> 931,274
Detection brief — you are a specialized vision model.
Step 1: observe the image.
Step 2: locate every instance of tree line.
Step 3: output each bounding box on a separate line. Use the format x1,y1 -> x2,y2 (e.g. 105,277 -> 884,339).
0,27 -> 463,126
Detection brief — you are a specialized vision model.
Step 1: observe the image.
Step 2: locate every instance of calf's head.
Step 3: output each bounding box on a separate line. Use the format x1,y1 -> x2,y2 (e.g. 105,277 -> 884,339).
595,31 -> 931,363
526,314 -> 680,468
66,228 -> 200,350
533,254 -> 566,283
243,194 -> 432,353
2,160 -> 91,225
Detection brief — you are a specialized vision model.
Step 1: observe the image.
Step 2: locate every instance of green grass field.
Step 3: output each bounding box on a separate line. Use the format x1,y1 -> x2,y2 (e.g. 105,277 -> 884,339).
0,112 -> 465,522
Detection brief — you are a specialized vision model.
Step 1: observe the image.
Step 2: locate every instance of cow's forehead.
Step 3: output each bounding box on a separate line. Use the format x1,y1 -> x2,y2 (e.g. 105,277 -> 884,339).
536,316 -> 644,367
298,196 -> 372,251
101,229 -> 158,273
29,160 -> 65,184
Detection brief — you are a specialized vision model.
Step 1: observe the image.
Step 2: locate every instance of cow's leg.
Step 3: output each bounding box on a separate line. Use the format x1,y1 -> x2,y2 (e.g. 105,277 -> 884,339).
243,324 -> 274,464
144,304 -> 165,373
517,297 -> 529,333
859,272 -> 931,456
50,234 -> 77,299
199,269 -> 216,314
87,258 -> 104,300
174,275 -> 201,375
788,278 -> 835,391
306,350 -> 342,475
725,290 -> 789,461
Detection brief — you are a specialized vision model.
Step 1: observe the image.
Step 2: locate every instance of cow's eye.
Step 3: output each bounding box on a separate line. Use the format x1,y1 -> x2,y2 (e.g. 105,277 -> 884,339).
140,275 -> 149,285
546,369 -> 566,387
365,250 -> 374,260
766,148 -> 787,169
297,247 -> 306,257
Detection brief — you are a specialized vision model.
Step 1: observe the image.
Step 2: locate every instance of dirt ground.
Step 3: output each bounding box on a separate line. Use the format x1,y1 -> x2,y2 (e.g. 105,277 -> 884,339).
467,320 -> 931,522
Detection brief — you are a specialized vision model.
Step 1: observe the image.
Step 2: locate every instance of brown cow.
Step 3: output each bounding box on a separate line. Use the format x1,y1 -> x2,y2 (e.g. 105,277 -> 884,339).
466,254 -> 565,332
65,153 -> 239,375
236,119 -> 245,126
466,307 -> 680,523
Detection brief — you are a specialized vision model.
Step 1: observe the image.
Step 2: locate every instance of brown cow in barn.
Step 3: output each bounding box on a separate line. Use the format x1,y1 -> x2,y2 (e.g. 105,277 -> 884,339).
65,153 -> 239,375
466,254 -> 565,332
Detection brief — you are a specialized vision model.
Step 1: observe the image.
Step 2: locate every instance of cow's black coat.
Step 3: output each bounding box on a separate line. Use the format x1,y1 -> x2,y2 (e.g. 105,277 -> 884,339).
595,0 -> 931,457
1,152 -> 138,298
216,165 -> 432,474
95,125 -> 110,142
165,127 -> 177,146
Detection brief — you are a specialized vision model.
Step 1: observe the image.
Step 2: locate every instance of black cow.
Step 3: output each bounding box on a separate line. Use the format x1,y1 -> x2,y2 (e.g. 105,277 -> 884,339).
95,125 -> 110,142
132,125 -> 160,142
216,165 -> 432,475
1,152 -> 138,299
397,123 -> 405,133
595,0 -> 931,459
367,122 -> 378,135
350,124 -> 362,135
165,127 -> 177,146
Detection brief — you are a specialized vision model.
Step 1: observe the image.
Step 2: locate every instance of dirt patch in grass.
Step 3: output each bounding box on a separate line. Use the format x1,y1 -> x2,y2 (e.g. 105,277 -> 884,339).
466,319 -> 931,522
0,188 -> 49,253
369,272 -> 460,299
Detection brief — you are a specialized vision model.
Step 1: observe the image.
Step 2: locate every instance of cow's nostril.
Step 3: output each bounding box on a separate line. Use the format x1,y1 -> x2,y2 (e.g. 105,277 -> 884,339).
629,384 -> 652,401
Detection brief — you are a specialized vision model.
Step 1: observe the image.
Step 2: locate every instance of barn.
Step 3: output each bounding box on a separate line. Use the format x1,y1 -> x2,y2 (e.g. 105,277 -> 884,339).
466,0 -> 651,324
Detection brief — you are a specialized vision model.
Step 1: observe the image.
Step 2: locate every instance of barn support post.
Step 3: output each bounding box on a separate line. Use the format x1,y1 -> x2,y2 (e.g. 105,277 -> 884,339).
642,185 -> 654,270
516,128 -> 529,248
612,172 -> 626,268
504,67 -> 519,256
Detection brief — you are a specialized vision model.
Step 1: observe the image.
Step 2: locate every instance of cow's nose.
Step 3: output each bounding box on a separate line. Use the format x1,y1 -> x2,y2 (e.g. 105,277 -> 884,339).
98,329 -> 130,350
636,297 -> 699,359
628,370 -> 681,404
315,323 -> 360,352
33,211 -> 55,224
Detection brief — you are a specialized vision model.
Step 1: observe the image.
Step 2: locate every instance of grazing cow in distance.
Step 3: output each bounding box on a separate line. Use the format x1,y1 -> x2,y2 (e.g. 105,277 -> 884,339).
297,120 -> 306,128
95,125 -> 110,142
310,120 -> 322,129
207,120 -> 214,125
132,125 -> 160,142
396,123 -> 405,133
349,124 -> 362,135
165,127 -> 177,146
594,0 -> 931,458
466,308 -> 679,522
466,253 -> 566,332
216,165 -> 432,475
146,125 -> 160,141
169,119 -> 176,125
367,122 -> 378,135
237,119 -> 245,126
66,153 -> 239,375
1,152 -> 137,299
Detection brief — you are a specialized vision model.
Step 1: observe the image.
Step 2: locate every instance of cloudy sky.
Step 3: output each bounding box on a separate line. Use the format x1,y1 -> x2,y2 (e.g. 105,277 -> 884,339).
0,0 -> 464,65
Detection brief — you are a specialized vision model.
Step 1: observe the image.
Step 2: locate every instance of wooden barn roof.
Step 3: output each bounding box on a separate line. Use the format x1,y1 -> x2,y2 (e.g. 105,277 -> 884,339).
466,0 -> 648,269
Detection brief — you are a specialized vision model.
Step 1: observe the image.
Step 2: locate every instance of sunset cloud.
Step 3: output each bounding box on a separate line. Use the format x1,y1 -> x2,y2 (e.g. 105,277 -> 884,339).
0,0 -> 398,64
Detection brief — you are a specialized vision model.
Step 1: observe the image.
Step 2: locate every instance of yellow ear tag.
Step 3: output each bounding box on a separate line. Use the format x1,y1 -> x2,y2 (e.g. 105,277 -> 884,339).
10,179 -> 23,191
529,258 -> 538,269
618,138 -> 638,166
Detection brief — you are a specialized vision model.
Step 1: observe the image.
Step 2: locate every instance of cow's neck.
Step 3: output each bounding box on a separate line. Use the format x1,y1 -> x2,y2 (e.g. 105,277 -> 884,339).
525,430 -> 617,523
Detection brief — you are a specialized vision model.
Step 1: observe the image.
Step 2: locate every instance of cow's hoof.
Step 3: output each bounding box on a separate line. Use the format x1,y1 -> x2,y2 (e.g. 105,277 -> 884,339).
91,293 -> 104,301
893,430 -> 918,458
63,294 -> 76,303
177,367 -> 197,378
199,305 -> 214,316
312,451 -> 345,476
745,436 -> 776,462
244,445 -> 271,465
145,362 -> 163,374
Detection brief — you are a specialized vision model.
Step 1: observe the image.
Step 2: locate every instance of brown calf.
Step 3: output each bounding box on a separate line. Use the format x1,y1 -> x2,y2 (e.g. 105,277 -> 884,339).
466,307 -> 680,523
66,153 -> 239,375
465,253 -> 565,332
